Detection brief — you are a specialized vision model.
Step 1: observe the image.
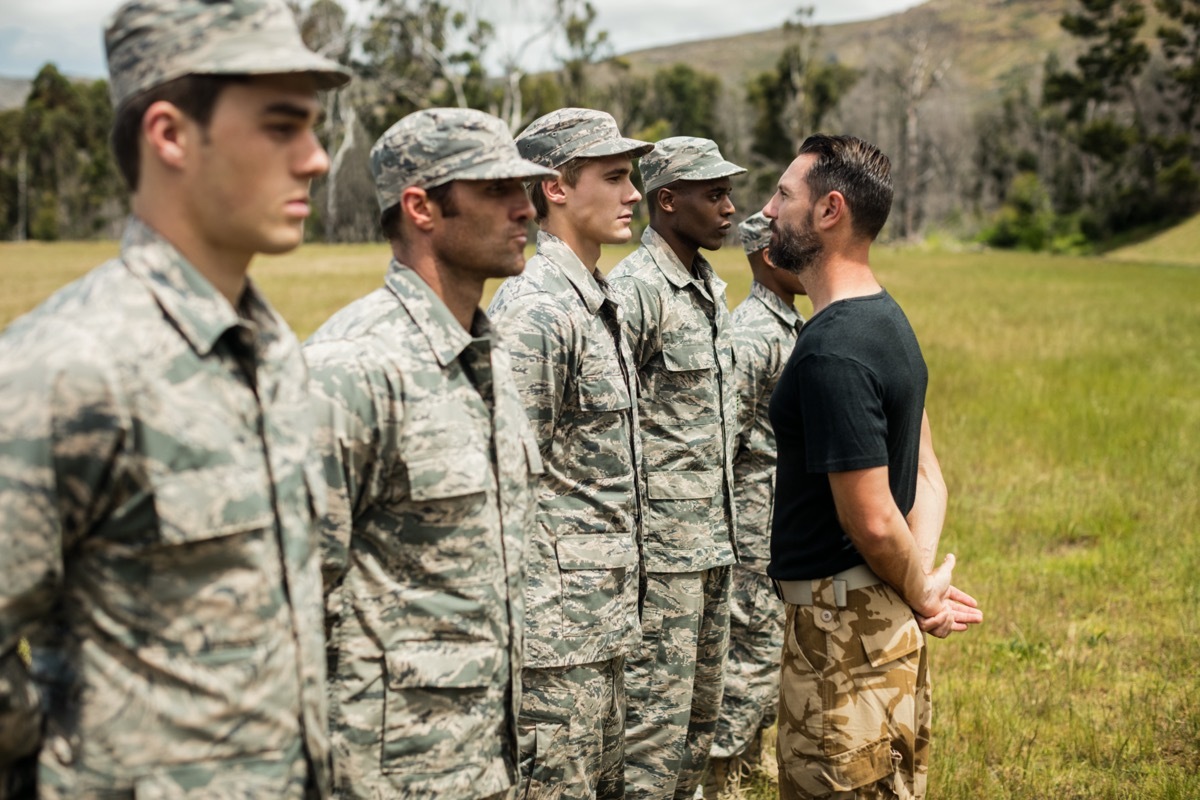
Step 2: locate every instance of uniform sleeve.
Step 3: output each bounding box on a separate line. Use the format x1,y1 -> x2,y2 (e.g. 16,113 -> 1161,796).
0,354 -> 124,766
730,329 -> 768,451
490,295 -> 573,453
304,346 -> 388,604
609,276 -> 658,370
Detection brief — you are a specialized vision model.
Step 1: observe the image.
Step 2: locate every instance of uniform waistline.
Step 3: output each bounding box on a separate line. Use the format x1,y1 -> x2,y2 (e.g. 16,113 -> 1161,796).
773,564 -> 882,608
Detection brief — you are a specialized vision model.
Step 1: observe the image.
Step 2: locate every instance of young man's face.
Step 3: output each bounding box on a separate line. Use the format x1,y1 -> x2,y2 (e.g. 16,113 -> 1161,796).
763,154 -> 824,275
667,176 -> 736,252
181,73 -> 328,259
432,178 -> 536,281
561,154 -> 641,247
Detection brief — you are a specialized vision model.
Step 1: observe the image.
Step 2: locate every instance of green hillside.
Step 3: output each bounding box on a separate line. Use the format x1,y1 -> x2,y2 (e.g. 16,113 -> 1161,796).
617,0 -> 1079,106
1107,214 -> 1200,267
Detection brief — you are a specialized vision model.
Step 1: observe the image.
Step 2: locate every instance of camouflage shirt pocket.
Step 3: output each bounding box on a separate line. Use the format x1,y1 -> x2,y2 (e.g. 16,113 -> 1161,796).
554,532 -> 638,635
576,372 -> 632,413
381,640 -> 506,776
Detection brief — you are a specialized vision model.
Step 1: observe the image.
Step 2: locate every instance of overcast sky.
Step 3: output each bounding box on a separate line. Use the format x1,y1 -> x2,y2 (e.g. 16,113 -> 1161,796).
0,0 -> 925,80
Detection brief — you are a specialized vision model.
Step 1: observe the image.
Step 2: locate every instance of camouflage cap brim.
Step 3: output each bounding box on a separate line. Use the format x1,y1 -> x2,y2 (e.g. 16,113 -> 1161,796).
201,37 -> 351,89
573,137 -> 655,162
646,159 -> 746,193
441,152 -> 559,187
641,135 -> 747,193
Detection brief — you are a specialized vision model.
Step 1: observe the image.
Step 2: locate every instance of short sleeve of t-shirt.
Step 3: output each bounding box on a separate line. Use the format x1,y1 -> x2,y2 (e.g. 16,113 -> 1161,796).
796,353 -> 888,473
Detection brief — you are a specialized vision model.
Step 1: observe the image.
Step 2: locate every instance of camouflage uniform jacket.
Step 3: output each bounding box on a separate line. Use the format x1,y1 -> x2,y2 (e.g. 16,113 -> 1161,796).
0,217 -> 331,797
488,231 -> 644,669
304,261 -> 540,800
608,226 -> 738,573
730,281 -> 803,575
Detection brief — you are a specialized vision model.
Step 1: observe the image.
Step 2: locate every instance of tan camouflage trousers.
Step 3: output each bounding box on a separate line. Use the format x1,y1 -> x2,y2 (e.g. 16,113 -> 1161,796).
624,566 -> 732,800
777,581 -> 930,800
518,656 -> 626,800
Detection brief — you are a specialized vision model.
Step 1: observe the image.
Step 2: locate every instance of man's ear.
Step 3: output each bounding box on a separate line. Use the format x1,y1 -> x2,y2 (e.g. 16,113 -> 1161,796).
815,190 -> 847,231
654,186 -> 676,214
141,100 -> 191,171
542,177 -> 569,207
400,186 -> 435,233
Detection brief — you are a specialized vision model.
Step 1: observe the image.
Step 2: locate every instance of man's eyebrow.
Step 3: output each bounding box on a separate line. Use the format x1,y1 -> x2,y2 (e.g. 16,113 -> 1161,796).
262,102 -> 318,120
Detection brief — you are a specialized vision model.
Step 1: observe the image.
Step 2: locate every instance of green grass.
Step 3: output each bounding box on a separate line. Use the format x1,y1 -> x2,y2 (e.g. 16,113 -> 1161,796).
2,240 -> 1199,798
1107,214 -> 1200,267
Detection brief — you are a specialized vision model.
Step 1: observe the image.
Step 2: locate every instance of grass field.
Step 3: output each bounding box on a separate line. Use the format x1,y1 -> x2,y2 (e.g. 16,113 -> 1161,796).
2,240 -> 1198,799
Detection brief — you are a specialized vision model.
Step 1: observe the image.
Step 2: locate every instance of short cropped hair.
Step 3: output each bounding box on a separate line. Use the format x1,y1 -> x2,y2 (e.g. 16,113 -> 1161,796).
797,134 -> 893,241
110,74 -> 246,191
530,157 -> 586,222
379,181 -> 458,241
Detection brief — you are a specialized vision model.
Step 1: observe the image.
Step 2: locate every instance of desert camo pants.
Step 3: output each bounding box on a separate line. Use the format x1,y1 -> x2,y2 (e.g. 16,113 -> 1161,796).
518,656 -> 626,800
624,566 -> 732,800
777,580 -> 930,800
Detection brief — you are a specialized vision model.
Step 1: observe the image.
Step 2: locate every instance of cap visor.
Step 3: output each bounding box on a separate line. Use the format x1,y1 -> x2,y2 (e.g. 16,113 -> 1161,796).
209,48 -> 352,89
576,137 -> 655,160
452,154 -> 559,182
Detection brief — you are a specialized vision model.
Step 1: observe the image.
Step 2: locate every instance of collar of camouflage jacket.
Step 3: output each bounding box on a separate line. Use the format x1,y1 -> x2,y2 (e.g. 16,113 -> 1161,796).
120,215 -> 282,358
639,226 -> 725,303
534,230 -> 614,315
751,280 -> 803,331
385,258 -> 494,368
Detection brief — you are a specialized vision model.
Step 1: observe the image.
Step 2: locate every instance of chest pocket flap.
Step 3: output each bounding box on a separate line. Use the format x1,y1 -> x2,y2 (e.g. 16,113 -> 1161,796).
662,340 -> 715,372
406,448 -> 492,502
577,373 -> 632,413
153,465 -> 273,545
385,639 -> 504,689
556,531 -> 638,570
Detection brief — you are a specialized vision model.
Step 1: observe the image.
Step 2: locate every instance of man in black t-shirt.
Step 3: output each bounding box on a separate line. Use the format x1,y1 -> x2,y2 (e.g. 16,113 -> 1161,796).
761,135 -> 981,800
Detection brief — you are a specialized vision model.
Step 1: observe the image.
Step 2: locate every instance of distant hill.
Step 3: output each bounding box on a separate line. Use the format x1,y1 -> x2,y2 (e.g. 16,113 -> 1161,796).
1107,215 -> 1200,267
0,77 -> 31,111
617,0 -> 1079,107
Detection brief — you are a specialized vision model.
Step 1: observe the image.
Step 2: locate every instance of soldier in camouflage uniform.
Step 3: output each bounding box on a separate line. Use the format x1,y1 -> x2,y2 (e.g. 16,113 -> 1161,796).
705,212 -> 807,798
304,108 -> 554,800
487,108 -> 652,800
0,1 -> 350,797
763,135 -> 981,799
608,137 -> 746,800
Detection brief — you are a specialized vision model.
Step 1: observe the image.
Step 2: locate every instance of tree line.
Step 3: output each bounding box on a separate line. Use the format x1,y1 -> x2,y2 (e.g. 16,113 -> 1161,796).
3,0 -> 1199,250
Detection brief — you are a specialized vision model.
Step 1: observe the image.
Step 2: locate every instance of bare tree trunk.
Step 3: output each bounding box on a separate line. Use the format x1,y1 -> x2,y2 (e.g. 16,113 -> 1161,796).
327,99 -> 358,243
16,148 -> 27,242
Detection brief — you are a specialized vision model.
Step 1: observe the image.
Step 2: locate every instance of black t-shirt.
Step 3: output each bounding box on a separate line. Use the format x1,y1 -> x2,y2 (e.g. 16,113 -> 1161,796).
768,290 -> 928,581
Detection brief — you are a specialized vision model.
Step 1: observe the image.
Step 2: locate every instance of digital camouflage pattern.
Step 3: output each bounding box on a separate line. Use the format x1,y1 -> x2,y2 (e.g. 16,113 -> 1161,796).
488,231 -> 643,668
728,281 -> 803,574
738,211 -> 772,255
639,137 -> 747,194
609,226 -> 739,799
304,262 -> 540,800
517,658 -> 626,800
515,107 -> 652,169
623,568 -> 732,800
104,0 -> 350,109
778,582 -> 930,800
608,225 -> 738,574
0,217 -> 332,798
370,108 -> 557,212
488,231 -> 642,800
710,280 -> 804,774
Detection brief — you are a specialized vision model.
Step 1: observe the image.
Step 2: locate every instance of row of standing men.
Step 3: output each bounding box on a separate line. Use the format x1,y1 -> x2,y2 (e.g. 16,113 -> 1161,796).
0,0 -> 980,798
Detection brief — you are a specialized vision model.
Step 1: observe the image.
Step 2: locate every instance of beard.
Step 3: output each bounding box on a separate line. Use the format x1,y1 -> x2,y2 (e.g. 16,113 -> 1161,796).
769,217 -> 824,275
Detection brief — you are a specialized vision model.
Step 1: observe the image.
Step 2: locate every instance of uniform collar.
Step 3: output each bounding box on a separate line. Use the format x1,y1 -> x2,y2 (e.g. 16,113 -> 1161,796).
536,230 -> 610,314
120,216 -> 281,357
640,226 -> 725,298
385,259 -> 492,368
750,280 -> 802,331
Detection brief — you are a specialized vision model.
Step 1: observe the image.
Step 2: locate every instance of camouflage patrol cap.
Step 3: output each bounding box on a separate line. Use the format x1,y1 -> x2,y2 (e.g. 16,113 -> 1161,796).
739,212 -> 772,255
370,108 -> 558,212
104,0 -> 352,110
641,136 -> 746,193
516,107 -> 653,170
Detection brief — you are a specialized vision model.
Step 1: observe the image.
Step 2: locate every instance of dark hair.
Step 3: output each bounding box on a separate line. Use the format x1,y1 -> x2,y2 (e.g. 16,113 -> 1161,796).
110,74 -> 246,191
797,134 -> 893,241
379,181 -> 458,241
530,157 -> 585,221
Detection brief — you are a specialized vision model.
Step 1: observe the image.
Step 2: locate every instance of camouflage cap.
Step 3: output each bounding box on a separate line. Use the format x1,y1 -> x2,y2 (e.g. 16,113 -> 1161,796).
370,108 -> 558,212
104,0 -> 352,110
739,212 -> 772,255
515,108 -> 653,170
641,136 -> 746,193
